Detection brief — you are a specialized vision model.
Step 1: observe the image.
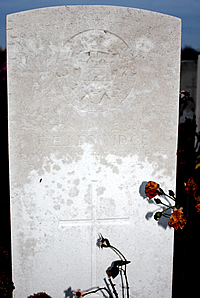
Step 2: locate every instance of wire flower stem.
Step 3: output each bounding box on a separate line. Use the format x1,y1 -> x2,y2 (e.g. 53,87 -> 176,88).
161,206 -> 173,214
159,201 -> 175,208
108,278 -> 119,298
82,287 -> 111,297
163,192 -> 176,202
110,245 -> 130,298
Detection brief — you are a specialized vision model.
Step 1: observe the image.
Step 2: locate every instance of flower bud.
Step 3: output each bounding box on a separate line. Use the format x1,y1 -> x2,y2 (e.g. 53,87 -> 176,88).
169,190 -> 175,197
154,198 -> 162,204
100,234 -> 110,248
157,188 -> 164,195
154,212 -> 162,221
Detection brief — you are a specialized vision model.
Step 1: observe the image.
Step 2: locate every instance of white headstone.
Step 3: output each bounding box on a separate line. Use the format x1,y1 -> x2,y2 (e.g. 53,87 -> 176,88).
7,6 -> 181,298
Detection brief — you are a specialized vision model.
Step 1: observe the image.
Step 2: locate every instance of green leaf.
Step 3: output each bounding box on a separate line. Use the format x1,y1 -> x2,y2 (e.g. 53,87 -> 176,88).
106,260 -> 130,279
113,260 -> 131,267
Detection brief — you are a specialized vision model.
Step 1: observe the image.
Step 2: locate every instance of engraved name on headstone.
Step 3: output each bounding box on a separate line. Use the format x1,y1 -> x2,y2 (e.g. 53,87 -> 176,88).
7,6 -> 181,298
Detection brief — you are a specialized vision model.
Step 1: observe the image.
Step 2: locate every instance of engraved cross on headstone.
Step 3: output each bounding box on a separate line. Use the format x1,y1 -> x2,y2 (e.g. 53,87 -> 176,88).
59,180 -> 130,286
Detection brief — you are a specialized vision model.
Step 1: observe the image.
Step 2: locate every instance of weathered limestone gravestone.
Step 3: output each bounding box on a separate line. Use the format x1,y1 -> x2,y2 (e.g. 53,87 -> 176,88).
7,6 -> 181,298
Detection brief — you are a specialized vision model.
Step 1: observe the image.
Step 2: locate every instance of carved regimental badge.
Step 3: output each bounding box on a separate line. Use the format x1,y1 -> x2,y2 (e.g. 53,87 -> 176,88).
56,30 -> 135,112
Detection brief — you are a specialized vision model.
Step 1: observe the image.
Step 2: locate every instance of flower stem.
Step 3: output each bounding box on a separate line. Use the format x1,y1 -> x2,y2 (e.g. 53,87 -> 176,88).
163,192 -> 176,202
161,206 -> 173,214
159,201 -> 174,208
82,287 -> 111,297
186,195 -> 189,218
110,245 -> 127,261
110,245 -> 129,298
123,266 -> 129,298
108,278 -> 119,298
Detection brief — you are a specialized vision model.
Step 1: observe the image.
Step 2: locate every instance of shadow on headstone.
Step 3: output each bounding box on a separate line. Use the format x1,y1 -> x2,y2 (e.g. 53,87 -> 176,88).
139,181 -> 148,199
96,234 -> 101,248
64,287 -> 74,298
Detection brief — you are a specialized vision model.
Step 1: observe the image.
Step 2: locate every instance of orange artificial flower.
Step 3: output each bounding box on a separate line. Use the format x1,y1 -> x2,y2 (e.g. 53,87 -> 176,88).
184,177 -> 198,195
74,289 -> 84,298
168,208 -> 187,230
100,234 -> 110,248
145,181 -> 163,199
195,204 -> 200,212
28,293 -> 52,298
195,196 -> 200,202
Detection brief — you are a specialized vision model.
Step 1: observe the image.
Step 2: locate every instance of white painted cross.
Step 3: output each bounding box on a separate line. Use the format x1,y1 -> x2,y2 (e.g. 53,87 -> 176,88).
58,179 -> 131,287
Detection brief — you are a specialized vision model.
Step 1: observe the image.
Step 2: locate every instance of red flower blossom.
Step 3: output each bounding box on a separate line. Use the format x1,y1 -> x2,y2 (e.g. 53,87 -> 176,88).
195,203 -> 200,212
168,208 -> 187,230
145,181 -> 163,199
184,177 -> 198,195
